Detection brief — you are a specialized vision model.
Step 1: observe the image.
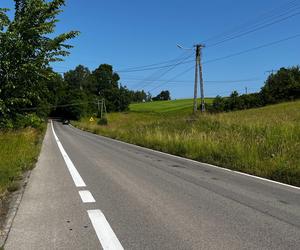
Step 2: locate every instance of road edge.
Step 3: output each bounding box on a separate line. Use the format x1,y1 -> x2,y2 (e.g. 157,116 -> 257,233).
0,124 -> 48,248
0,171 -> 31,248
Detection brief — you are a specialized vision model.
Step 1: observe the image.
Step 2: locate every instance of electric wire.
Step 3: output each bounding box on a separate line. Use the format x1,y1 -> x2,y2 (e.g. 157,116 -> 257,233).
19,101 -> 95,111
143,33 -> 300,92
116,51 -> 192,71
206,10 -> 300,48
202,0 -> 300,46
116,52 -> 194,73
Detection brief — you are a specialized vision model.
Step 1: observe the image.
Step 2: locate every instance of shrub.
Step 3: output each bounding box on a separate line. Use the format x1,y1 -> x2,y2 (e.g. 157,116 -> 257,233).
98,117 -> 108,125
14,114 -> 44,129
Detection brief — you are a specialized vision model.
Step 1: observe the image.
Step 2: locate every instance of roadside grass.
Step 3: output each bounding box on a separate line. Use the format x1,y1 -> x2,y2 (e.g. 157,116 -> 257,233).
73,100 -> 300,187
0,126 -> 45,196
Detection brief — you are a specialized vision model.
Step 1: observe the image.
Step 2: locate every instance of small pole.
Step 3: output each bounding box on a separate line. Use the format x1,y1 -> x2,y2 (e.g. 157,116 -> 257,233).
100,99 -> 104,119
103,99 -> 107,115
97,99 -> 100,117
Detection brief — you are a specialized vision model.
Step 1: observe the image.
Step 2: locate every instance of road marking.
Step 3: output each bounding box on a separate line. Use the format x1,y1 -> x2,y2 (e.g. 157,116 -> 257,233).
87,210 -> 124,250
79,190 -> 96,203
69,124 -> 300,191
51,121 -> 123,249
51,121 -> 86,187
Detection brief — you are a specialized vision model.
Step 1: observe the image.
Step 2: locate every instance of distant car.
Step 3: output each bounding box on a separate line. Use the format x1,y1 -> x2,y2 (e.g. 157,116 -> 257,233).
62,119 -> 70,125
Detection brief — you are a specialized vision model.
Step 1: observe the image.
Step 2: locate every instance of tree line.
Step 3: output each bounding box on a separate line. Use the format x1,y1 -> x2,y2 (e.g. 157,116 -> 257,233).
210,66 -> 300,112
50,64 -> 154,120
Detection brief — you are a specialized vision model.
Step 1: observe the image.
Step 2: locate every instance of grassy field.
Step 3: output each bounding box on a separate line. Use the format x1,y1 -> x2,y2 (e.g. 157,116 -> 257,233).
0,127 -> 45,196
130,98 -> 214,113
73,99 -> 300,186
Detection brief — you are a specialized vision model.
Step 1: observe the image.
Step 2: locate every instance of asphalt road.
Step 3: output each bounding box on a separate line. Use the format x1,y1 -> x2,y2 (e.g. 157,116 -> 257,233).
5,120 -> 300,249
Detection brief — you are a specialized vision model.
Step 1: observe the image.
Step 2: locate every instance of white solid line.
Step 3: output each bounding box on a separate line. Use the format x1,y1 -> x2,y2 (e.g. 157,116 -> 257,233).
51,121 -> 86,187
79,190 -> 96,203
87,210 -> 124,250
70,124 -> 300,191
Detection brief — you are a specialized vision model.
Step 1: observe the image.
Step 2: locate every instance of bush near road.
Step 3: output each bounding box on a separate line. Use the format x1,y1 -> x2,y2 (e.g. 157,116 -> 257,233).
73,99 -> 300,187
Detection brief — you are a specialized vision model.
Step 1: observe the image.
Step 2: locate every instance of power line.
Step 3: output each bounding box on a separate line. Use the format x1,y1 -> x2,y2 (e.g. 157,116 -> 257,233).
116,52 -> 194,73
121,77 -> 261,84
206,10 -> 300,48
203,33 -> 300,65
143,33 -> 300,93
131,52 -> 194,90
202,0 -> 300,46
19,101 -> 94,111
115,51 -> 191,71
120,31 -> 300,79
202,0 -> 298,43
148,65 -> 195,92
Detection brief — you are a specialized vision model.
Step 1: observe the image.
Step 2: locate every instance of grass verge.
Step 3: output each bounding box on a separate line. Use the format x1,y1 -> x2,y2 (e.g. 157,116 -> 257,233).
73,100 -> 300,187
0,126 -> 45,197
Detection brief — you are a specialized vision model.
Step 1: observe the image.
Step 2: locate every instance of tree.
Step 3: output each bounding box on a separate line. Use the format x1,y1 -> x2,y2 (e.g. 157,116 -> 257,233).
129,90 -> 147,103
212,95 -> 226,112
0,0 -> 79,127
64,65 -> 90,91
92,64 -> 119,95
261,67 -> 300,104
91,64 -> 131,112
152,90 -> 171,101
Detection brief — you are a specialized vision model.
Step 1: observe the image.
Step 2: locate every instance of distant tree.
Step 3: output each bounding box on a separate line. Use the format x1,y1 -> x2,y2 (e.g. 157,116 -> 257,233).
64,65 -> 90,91
152,90 -> 171,101
212,95 -> 226,112
92,64 -> 119,95
146,92 -> 152,102
261,66 -> 300,104
209,66 -> 300,113
130,90 -> 147,103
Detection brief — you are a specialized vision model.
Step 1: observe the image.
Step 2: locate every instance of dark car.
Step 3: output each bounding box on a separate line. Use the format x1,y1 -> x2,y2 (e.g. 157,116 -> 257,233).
62,119 -> 70,125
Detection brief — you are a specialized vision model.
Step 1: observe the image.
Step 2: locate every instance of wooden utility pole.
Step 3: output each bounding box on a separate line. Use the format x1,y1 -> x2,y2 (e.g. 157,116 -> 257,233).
193,46 -> 199,114
198,44 -> 205,112
193,44 -> 205,114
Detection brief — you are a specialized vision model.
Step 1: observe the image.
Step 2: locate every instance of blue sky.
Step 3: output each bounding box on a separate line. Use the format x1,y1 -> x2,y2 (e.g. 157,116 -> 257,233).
2,0 -> 300,98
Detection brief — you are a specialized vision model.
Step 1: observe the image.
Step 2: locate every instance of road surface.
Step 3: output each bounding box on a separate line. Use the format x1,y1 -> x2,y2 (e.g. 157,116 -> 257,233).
5,121 -> 300,249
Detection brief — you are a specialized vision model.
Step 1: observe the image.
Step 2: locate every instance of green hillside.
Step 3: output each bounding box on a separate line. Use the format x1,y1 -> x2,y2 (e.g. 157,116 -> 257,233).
130,98 -> 214,113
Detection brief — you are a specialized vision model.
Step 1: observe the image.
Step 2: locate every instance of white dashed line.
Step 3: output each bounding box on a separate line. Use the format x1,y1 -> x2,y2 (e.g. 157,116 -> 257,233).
51,121 -> 123,250
51,121 -> 86,187
79,190 -> 96,203
87,209 -> 124,250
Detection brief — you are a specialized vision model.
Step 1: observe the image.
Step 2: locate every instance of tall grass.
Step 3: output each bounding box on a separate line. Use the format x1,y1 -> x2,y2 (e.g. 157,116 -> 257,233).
0,127 -> 45,195
73,100 -> 300,186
